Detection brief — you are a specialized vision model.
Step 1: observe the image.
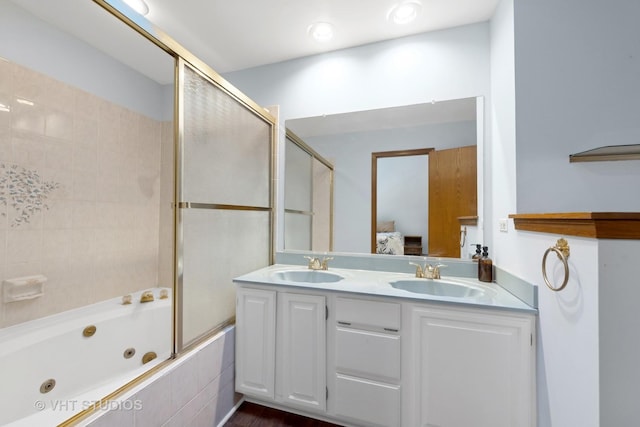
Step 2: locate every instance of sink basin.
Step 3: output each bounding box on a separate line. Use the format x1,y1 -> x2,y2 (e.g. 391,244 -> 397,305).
272,270 -> 344,283
389,279 -> 484,298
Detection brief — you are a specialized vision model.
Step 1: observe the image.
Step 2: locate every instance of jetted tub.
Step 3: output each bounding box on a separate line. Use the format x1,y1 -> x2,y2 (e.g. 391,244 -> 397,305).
0,288 -> 172,426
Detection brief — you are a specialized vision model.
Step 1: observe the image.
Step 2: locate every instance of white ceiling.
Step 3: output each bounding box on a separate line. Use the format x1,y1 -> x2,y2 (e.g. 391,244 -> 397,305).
11,0 -> 499,80
146,0 -> 500,74
287,98 -> 477,138
10,0 -> 494,134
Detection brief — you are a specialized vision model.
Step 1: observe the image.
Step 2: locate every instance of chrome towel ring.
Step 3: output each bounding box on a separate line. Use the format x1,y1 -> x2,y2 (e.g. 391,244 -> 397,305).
542,238 -> 570,291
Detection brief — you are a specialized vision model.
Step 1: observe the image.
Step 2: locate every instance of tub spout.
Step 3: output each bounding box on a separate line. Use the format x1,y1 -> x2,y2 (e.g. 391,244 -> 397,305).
140,291 -> 154,303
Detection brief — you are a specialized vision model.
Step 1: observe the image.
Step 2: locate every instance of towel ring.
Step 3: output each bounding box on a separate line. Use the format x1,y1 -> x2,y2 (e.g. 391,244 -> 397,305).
542,238 -> 570,291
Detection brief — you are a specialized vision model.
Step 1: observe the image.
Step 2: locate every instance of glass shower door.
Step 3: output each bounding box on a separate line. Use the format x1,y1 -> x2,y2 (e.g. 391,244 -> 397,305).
177,60 -> 274,349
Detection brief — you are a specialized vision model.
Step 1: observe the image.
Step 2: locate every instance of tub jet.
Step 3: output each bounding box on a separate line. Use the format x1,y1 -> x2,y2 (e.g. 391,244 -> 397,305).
40,379 -> 56,394
142,351 -> 157,364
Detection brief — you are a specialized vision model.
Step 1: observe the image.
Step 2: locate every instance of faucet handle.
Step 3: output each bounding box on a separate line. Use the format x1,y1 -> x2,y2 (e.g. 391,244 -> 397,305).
409,262 -> 424,278
304,256 -> 321,270
320,256 -> 333,270
431,263 -> 447,279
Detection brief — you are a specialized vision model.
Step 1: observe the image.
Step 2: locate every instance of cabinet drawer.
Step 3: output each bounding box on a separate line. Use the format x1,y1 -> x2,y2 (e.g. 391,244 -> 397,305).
335,327 -> 400,382
333,374 -> 400,427
335,297 -> 401,330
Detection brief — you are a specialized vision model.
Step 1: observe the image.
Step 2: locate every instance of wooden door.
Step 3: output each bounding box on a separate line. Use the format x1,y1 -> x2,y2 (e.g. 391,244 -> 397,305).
428,145 -> 477,257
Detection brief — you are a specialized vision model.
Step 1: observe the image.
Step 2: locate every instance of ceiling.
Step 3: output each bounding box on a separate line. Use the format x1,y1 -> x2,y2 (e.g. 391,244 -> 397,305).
11,0 -> 499,80
287,98 -> 477,138
145,0 -> 500,74
9,0 -> 494,134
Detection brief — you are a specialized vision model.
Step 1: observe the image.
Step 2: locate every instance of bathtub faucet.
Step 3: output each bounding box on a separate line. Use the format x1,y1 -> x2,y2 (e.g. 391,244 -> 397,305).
140,290 -> 154,303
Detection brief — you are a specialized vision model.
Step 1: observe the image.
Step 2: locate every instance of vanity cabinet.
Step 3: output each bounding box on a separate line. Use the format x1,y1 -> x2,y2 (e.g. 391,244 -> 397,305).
406,304 -> 536,427
235,285 -> 326,413
332,297 -> 402,427
277,292 -> 326,412
235,287 -> 276,399
235,278 -> 536,427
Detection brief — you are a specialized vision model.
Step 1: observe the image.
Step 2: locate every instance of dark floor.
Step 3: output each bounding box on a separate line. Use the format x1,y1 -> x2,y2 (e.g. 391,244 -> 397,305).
224,402 -> 343,427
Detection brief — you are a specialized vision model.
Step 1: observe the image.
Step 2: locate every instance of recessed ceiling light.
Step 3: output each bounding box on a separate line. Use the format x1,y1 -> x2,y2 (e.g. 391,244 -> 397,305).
123,0 -> 150,16
388,1 -> 422,25
308,22 -> 334,42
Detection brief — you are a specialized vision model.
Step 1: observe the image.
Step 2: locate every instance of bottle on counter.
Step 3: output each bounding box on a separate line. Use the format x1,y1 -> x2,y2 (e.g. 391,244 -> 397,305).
478,246 -> 493,282
471,244 -> 482,262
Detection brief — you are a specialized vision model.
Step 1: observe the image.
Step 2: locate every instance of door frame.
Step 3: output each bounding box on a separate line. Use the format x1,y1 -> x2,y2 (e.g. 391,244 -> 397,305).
371,148 -> 433,254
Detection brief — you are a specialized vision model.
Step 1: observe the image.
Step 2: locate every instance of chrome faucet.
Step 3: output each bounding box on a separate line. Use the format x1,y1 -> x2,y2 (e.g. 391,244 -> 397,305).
409,261 -> 446,279
304,255 -> 333,270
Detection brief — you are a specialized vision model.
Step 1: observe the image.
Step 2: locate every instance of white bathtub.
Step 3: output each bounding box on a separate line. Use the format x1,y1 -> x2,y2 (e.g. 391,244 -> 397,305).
0,288 -> 172,426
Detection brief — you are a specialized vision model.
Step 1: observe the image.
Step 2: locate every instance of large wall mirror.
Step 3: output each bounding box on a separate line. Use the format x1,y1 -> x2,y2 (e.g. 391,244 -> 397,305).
285,96 -> 484,260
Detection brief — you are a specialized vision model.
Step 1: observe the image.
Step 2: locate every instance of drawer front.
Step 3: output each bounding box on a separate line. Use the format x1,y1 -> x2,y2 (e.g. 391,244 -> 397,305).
335,327 -> 400,382
333,374 -> 400,427
335,297 -> 401,330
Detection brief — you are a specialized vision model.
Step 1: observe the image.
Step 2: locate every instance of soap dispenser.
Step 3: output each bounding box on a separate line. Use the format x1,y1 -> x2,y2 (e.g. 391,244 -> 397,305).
478,246 -> 493,282
471,244 -> 482,261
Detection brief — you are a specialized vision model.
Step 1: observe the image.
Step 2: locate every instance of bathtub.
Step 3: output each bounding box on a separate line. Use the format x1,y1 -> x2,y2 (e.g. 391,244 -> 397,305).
0,288 -> 172,426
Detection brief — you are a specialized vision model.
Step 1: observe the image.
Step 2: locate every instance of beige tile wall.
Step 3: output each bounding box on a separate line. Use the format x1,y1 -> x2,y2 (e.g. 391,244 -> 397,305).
0,59 -> 172,327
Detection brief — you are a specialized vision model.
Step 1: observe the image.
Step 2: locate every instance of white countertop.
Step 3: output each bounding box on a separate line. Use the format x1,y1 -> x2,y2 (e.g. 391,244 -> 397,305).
234,264 -> 537,314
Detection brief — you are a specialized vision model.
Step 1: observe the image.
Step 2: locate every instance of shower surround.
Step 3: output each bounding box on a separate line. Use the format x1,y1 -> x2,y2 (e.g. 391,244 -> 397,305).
0,58 -> 173,328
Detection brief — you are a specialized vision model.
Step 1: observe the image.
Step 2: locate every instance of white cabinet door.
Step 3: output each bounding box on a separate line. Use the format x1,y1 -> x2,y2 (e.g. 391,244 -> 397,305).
235,287 -> 276,399
278,292 -> 327,412
411,305 -> 535,427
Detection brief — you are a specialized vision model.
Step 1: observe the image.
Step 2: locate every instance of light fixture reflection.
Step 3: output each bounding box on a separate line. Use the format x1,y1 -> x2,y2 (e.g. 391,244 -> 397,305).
308,22 -> 334,42
388,1 -> 422,25
123,0 -> 150,16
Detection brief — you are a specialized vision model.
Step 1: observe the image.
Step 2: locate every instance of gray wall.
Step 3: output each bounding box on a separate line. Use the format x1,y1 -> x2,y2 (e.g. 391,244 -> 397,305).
0,0 -> 173,121
514,0 -> 640,212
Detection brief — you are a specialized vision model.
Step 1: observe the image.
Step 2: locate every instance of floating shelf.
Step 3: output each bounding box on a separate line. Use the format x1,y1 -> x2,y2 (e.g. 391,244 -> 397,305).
457,216 -> 478,226
569,144 -> 640,162
509,212 -> 640,239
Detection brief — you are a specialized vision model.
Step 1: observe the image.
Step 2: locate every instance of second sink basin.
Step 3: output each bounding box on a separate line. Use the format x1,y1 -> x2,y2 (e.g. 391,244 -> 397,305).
389,279 -> 484,298
272,270 -> 344,283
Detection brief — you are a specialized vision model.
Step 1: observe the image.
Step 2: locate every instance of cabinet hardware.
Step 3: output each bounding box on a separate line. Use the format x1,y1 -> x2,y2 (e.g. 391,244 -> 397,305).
326,386 -> 329,400
326,305 -> 329,320
384,327 -> 399,332
337,321 -> 351,326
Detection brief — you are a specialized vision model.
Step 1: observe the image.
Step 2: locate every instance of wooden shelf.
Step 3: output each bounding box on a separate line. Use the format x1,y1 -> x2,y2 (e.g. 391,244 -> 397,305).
569,144 -> 640,162
458,216 -> 478,226
509,212 -> 640,239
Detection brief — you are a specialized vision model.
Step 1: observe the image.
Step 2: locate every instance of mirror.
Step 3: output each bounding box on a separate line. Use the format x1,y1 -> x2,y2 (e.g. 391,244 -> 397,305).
284,130 -> 334,252
285,96 -> 483,259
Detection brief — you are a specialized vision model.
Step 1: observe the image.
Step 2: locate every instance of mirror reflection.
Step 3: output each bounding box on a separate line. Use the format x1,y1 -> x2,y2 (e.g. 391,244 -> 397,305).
284,130 -> 334,252
285,97 -> 481,259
